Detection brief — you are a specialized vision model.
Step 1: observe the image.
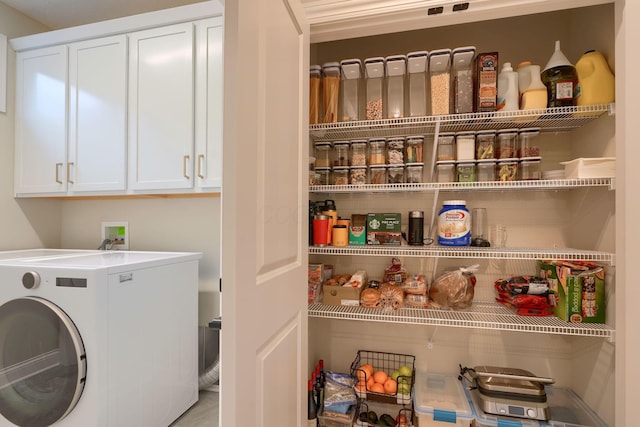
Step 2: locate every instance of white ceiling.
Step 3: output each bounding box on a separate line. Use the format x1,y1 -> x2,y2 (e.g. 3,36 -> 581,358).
1,0 -> 209,30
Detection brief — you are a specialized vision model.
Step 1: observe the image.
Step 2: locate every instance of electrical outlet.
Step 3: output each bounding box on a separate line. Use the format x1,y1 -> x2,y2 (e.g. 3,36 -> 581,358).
101,221 -> 129,250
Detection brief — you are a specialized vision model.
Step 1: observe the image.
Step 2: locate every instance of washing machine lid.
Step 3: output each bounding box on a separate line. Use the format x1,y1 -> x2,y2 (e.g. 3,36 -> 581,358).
0,297 -> 86,427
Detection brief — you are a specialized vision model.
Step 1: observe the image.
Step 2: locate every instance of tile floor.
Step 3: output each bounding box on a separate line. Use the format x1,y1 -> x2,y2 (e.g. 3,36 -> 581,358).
170,390 -> 219,427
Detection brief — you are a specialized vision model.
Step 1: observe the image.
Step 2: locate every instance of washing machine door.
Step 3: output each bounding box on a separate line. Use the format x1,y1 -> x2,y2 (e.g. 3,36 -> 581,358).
0,297 -> 87,427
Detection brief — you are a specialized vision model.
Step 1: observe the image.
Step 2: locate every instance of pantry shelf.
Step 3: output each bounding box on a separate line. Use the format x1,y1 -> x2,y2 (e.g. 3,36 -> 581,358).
308,246 -> 614,264
309,103 -> 614,141
307,301 -> 614,340
309,178 -> 613,193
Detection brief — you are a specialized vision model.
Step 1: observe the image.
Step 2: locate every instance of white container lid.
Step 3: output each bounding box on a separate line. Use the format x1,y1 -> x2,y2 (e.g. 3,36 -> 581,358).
543,40 -> 574,71
436,160 -> 456,166
413,372 -> 473,423
364,57 -> 385,78
406,162 -> 424,167
385,55 -> 407,76
340,58 -> 362,79
429,48 -> 452,73
519,127 -> 541,135
407,51 -> 429,73
451,46 -> 476,71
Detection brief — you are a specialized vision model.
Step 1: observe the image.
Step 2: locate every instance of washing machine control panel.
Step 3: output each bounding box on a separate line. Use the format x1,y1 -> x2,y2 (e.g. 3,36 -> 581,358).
22,271 -> 41,289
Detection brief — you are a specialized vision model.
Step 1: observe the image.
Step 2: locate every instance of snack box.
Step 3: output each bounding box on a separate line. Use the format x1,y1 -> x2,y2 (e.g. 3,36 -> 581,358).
367,213 -> 402,246
538,261 -> 606,323
413,372 -> 473,427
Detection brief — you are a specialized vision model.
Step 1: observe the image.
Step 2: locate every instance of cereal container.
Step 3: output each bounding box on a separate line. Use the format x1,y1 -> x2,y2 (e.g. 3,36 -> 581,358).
429,49 -> 452,115
314,142 -> 332,168
451,46 -> 476,114
321,62 -> 341,123
350,140 -> 367,166
518,128 -> 541,158
309,65 -> 321,124
475,130 -> 496,160
406,163 -> 424,183
332,166 -> 349,185
364,57 -> 385,120
333,141 -> 350,167
385,55 -> 407,118
407,51 -> 428,117
368,138 -> 387,165
437,132 -> 456,161
369,165 -> 388,185
340,59 -> 363,121
496,128 -> 518,159
405,136 -> 424,163
456,131 -> 476,161
387,137 -> 405,164
350,166 -> 368,185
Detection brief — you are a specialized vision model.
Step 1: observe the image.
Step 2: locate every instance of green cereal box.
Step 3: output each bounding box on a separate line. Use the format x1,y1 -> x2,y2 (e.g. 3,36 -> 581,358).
366,213 -> 402,245
538,260 -> 605,323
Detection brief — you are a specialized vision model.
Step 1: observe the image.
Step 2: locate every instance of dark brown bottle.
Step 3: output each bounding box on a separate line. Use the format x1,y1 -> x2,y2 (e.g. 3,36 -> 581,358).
542,41 -> 578,107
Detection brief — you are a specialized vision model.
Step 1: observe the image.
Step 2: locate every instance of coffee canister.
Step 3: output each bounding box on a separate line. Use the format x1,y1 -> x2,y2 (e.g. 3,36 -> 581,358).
437,200 -> 471,246
408,211 -> 424,245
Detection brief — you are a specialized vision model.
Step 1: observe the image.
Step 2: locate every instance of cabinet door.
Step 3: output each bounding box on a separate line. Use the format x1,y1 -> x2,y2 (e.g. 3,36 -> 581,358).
68,35 -> 127,193
14,45 -> 67,195
128,23 -> 195,191
194,17 -> 223,191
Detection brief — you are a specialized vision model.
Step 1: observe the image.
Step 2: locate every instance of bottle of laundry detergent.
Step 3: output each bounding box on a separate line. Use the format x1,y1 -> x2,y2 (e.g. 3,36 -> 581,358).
541,40 -> 578,107
575,50 -> 615,106
497,62 -> 519,111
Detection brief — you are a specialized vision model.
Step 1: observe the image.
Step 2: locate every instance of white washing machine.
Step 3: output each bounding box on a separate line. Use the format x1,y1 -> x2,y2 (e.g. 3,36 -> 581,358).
0,249 -> 201,427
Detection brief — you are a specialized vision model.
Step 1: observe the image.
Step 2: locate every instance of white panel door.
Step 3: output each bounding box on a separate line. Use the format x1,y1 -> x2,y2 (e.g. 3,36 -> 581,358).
68,35 -> 127,193
14,45 -> 67,195
195,17 -> 223,191
128,23 -> 194,191
220,0 -> 309,425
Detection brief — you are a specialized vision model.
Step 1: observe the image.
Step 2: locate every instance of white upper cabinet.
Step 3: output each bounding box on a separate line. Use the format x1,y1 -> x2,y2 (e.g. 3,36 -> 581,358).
68,35 -> 127,193
194,17 -> 223,191
127,23 -> 195,192
14,46 -> 68,195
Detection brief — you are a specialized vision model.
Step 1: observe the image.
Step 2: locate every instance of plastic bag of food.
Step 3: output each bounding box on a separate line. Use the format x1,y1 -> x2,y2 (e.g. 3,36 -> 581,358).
429,265 -> 478,310
379,283 -> 405,311
324,371 -> 357,412
402,274 -> 427,295
382,257 -> 408,285
360,288 -> 381,308
405,293 -> 429,308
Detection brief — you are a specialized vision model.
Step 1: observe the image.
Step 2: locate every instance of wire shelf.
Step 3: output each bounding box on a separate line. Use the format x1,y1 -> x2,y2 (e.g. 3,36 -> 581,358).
309,178 -> 613,193
308,301 -> 614,340
309,104 -> 614,141
309,245 -> 614,264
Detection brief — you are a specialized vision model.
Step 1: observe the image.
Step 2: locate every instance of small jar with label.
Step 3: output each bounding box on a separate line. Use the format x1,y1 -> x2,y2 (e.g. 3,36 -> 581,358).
350,166 -> 368,185
388,164 -> 405,184
518,157 -> 542,180
456,131 -> 476,161
387,137 -> 405,164
332,166 -> 349,185
497,129 -> 518,159
368,138 -> 387,165
314,142 -> 332,168
497,159 -> 518,181
368,165 -> 388,185
405,136 -> 424,163
333,141 -> 350,167
316,167 -> 331,185
518,128 -> 541,158
436,161 -> 456,182
350,140 -> 367,166
475,130 -> 496,160
456,162 -> 476,183
437,132 -> 456,161
476,159 -> 497,181
406,163 -> 424,183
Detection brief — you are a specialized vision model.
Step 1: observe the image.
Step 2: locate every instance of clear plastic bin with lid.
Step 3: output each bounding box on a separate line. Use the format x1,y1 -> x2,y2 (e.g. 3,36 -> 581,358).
429,48 -> 452,116
321,62 -> 341,122
451,46 -> 476,114
340,59 -> 363,121
407,51 -> 428,117
385,55 -> 407,118
364,57 -> 385,120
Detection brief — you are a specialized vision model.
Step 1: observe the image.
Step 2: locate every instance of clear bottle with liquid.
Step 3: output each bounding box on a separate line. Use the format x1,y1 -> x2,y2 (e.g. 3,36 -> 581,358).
541,40 -> 578,107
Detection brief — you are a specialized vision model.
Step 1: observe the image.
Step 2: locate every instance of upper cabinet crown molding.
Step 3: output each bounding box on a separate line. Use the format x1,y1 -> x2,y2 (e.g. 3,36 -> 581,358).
303,0 -> 612,42
10,1 -> 223,52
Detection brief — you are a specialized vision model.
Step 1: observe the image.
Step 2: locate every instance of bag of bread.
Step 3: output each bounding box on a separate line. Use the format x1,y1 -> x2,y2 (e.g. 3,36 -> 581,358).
382,257 -> 408,285
402,274 -> 427,295
360,288 -> 381,308
405,293 -> 429,308
379,283 -> 405,311
429,265 -> 478,310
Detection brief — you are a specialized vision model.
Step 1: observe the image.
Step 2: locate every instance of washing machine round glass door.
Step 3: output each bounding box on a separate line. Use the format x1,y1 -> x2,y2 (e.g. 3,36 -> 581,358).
0,297 -> 87,427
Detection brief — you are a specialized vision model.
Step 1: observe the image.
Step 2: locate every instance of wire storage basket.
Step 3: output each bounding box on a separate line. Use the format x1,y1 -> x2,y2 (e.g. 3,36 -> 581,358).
350,350 -> 416,405
355,400 -> 414,426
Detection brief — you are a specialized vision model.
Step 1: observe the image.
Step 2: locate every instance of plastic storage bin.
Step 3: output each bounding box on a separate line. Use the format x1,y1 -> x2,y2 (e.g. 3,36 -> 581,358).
497,159 -> 518,181
436,161 -> 456,182
475,130 -> 496,160
519,157 -> 542,180
388,164 -> 405,184
477,160 -> 496,181
322,62 -> 341,123
387,137 -> 405,164
365,57 -> 385,120
414,372 -> 473,427
457,162 -> 476,183
451,46 -> 476,114
318,404 -> 358,427
368,138 -> 387,165
456,131 -> 476,161
316,167 -> 331,185
560,157 -> 615,179
310,65 -> 322,124
518,128 -> 541,158
332,166 -> 349,185
350,166 -> 368,185
437,133 -> 456,161
430,49 -> 452,115
406,136 -> 424,163
406,163 -> 424,183
543,387 -> 608,427
315,142 -> 333,168
408,51 -> 428,117
369,165 -> 388,185
334,141 -> 350,166
497,128 -> 518,159
386,55 -> 407,118
351,140 -> 368,166
340,59 -> 363,121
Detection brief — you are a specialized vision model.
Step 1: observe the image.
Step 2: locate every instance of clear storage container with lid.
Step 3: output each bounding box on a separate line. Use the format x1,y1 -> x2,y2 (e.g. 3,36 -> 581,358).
388,164 -> 405,183
368,138 -> 387,165
477,159 -> 496,181
497,159 -> 518,181
456,131 -> 476,161
321,62 -> 341,123
414,372 -> 473,427
519,157 -> 542,180
406,163 -> 424,183
475,130 -> 496,159
309,65 -> 321,124
436,161 -> 456,182
333,141 -> 350,166
385,55 -> 407,118
518,128 -> 541,158
364,57 -> 385,120
350,166 -> 367,185
457,161 -> 476,182
387,137 -> 405,164
368,165 -> 388,185
451,46 -> 476,114
496,128 -> 518,159
340,59 -> 363,121
407,51 -> 428,117
437,132 -> 456,161
429,49 -> 452,115
350,140 -> 367,166
314,142 -> 332,168
316,167 -> 331,185
332,166 -> 349,185
405,136 -> 424,163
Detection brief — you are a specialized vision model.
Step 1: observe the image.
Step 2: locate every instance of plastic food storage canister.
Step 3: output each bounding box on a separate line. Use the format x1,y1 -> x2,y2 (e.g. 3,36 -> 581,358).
368,138 -> 386,165
406,163 -> 424,183
332,166 -> 349,185
497,159 -> 518,181
457,162 -> 476,182
321,62 -> 341,123
333,141 -> 350,166
519,157 -> 542,180
387,137 -> 405,164
518,128 -> 541,158
385,55 -> 407,118
451,46 -> 476,114
438,200 -> 471,246
405,136 -> 424,163
429,48 -> 452,115
475,130 -> 496,159
456,131 -> 476,161
314,142 -> 332,168
388,164 -> 405,184
309,65 -> 321,125
476,159 -> 496,181
497,128 -> 518,159
316,167 -> 331,185
350,140 -> 367,166
350,166 -> 367,185
368,165 -> 388,185
436,161 -> 456,182
437,132 -> 456,161
414,372 -> 474,427
364,57 -> 385,120
407,51 -> 428,117
340,59 -> 362,121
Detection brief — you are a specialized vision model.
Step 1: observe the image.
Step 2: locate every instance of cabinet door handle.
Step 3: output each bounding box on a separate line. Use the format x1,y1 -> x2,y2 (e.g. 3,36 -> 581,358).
55,163 -> 63,184
67,162 -> 74,184
183,155 -> 190,179
197,154 -> 205,179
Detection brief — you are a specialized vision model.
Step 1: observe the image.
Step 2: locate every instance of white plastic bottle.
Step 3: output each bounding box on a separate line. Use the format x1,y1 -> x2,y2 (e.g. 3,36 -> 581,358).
497,62 -> 519,111
517,61 -> 548,110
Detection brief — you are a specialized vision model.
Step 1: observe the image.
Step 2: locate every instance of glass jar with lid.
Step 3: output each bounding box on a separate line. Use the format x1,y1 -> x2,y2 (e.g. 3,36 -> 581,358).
368,165 -> 388,185
405,136 -> 424,163
387,137 -> 405,164
340,59 -> 363,121
333,141 -> 350,167
368,138 -> 387,165
314,142 -> 332,168
350,140 -> 367,166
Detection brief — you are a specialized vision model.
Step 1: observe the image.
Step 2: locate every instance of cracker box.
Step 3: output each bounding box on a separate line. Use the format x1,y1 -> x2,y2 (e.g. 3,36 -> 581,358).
473,52 -> 499,112
366,213 -> 402,245
538,260 -> 606,323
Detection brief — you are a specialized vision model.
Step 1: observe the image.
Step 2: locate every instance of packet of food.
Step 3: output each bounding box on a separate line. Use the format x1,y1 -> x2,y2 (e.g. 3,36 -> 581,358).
429,265 -> 478,310
382,257 -> 408,285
